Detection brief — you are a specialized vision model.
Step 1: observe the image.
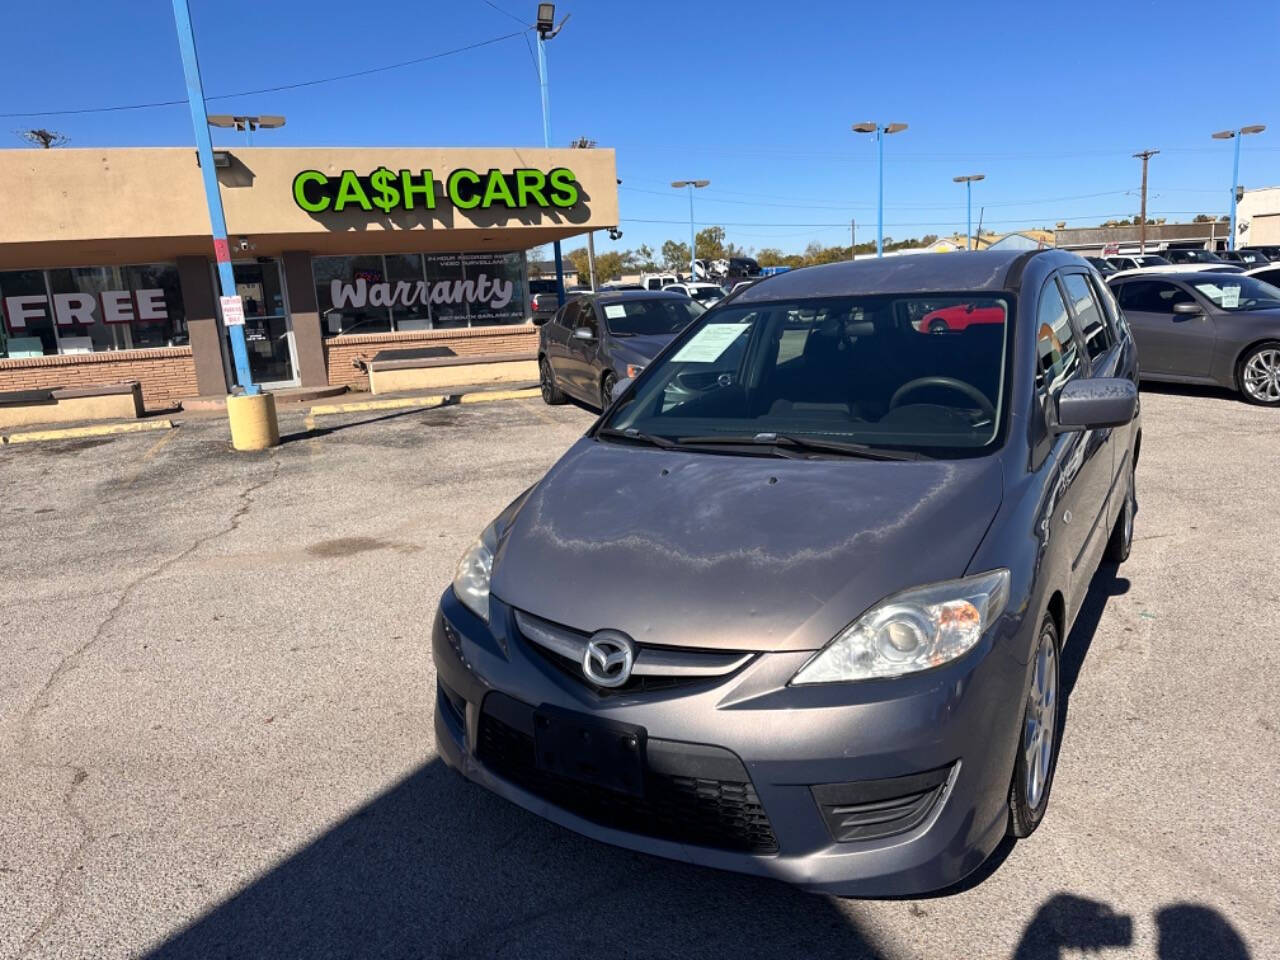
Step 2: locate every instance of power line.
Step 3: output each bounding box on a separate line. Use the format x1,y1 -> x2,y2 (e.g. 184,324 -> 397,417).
619,184 -> 1155,211
619,211 -> 1223,229
0,30 -> 527,118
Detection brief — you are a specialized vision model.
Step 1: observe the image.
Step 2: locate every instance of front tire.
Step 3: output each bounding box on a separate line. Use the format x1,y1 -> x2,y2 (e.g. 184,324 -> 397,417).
600,371 -> 617,412
1237,341 -> 1280,406
1008,615 -> 1062,839
1105,458 -> 1135,564
540,357 -> 566,405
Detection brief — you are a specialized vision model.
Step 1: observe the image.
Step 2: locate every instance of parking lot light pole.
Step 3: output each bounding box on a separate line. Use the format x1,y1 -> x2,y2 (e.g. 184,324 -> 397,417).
672,180 -> 710,280
853,122 -> 907,257
1212,125 -> 1265,251
536,4 -> 570,305
170,0 -> 257,396
207,114 -> 286,147
952,174 -> 985,250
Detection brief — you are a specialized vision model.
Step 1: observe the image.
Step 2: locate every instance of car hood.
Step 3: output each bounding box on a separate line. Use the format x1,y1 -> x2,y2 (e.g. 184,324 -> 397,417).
491,440 -> 1004,652
609,333 -> 675,364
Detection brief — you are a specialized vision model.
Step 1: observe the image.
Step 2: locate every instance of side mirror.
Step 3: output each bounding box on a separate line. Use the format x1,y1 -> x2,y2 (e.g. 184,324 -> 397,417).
531,314 -> 550,326
1172,302 -> 1201,316
611,376 -> 633,403
573,326 -> 596,341
1051,378 -> 1138,434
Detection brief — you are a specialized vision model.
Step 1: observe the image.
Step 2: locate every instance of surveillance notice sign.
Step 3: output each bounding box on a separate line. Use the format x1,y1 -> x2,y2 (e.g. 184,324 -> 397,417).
220,295 -> 246,327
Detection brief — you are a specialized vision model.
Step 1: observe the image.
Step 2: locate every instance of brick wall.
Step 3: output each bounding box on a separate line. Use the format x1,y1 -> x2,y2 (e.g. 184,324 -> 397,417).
323,325 -> 538,388
0,348 -> 199,408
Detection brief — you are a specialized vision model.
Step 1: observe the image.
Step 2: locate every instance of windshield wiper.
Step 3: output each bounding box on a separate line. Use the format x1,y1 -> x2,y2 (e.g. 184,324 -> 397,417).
676,432 -> 926,461
597,427 -> 677,449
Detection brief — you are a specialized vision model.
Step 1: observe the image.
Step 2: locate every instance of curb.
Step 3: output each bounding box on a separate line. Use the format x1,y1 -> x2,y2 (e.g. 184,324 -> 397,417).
308,387 -> 541,418
2,419 -> 175,445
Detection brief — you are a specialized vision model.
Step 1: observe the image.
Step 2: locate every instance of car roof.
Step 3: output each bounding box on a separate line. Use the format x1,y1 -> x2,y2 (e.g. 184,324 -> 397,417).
731,250 -> 1071,302
586,289 -> 689,303
1108,270 -> 1245,284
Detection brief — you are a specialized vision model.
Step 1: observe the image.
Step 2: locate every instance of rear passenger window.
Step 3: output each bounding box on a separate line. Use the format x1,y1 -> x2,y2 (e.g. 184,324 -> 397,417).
1036,280 -> 1080,397
1062,273 -> 1112,361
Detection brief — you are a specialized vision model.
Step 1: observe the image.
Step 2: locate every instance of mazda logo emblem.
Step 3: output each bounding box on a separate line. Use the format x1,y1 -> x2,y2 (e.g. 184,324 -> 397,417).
582,631 -> 635,688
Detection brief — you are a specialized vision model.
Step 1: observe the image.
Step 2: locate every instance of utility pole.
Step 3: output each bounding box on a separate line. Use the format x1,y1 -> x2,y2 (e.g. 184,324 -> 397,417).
1132,149 -> 1158,254
851,219 -> 856,260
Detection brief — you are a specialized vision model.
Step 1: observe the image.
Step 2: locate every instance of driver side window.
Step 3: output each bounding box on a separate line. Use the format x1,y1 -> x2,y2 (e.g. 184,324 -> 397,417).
1035,277 -> 1081,402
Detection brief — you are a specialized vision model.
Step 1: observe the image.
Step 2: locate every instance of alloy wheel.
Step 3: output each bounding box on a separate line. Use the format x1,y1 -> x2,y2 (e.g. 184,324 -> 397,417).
1023,631 -> 1059,811
1242,347 -> 1280,403
540,359 -> 554,403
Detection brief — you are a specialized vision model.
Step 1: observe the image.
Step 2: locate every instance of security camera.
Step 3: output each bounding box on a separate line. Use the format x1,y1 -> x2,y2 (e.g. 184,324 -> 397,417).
236,237 -> 251,252
608,227 -> 622,241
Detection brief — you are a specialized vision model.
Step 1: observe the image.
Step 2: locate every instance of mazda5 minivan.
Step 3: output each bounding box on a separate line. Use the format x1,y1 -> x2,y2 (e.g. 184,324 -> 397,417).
434,250 -> 1141,896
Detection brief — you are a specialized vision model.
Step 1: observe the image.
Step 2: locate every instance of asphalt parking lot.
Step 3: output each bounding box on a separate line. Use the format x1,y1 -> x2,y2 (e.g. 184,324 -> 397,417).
2,385 -> 1277,959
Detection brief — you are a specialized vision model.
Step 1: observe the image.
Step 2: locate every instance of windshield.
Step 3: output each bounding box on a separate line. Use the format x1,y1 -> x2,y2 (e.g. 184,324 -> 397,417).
689,286 -> 722,302
1191,277 -> 1280,311
1173,249 -> 1221,263
1135,256 -> 1169,266
602,293 -> 1011,457
603,298 -> 705,336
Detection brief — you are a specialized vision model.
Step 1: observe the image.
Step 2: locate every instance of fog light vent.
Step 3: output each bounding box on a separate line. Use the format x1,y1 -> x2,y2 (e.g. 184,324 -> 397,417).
812,764 -> 954,843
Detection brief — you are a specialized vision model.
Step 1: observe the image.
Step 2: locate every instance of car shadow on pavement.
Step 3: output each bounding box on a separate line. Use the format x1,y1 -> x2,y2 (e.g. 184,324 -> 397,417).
1138,380 -> 1240,404
1061,562 -> 1130,708
143,759 -> 888,960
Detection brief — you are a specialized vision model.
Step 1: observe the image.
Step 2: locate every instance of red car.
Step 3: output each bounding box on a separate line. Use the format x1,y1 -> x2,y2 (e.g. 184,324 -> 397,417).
919,303 -> 1006,333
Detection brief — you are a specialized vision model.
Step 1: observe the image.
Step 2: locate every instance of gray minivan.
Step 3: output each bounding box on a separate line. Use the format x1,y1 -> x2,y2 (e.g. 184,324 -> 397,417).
437,250 -> 1140,896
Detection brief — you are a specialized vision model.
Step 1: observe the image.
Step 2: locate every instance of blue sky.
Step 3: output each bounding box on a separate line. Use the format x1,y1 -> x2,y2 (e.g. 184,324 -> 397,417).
2,0 -> 1276,258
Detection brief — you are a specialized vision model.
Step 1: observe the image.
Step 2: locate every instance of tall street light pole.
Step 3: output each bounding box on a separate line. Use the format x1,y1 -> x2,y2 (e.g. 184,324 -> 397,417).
852,122 -> 907,257
1212,125 -> 1265,251
952,174 -> 985,250
672,180 -> 710,280
535,4 -> 570,305
170,0 -> 257,395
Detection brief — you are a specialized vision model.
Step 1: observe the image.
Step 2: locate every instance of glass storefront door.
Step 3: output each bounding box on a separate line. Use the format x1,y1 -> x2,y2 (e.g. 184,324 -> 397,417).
219,260 -> 298,388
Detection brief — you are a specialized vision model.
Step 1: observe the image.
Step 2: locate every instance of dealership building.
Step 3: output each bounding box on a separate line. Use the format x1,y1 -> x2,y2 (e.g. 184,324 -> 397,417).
0,147 -> 617,405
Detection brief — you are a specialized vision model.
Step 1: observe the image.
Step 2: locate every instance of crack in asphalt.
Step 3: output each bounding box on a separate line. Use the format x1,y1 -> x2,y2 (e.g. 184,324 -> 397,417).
13,456 -> 281,958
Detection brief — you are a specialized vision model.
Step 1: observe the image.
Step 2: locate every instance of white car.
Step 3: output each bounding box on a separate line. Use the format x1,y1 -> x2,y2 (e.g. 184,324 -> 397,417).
1245,264 -> 1280,288
639,272 -> 679,291
663,281 -> 724,307
1103,254 -> 1171,272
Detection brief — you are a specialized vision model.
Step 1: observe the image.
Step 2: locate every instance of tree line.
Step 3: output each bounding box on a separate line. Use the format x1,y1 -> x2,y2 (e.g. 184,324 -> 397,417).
543,226 -> 947,282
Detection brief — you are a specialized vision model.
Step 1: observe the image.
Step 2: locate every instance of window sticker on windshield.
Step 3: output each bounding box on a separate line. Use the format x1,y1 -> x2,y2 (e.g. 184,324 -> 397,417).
670,323 -> 751,362
604,304 -> 628,319
1221,286 -> 1241,308
1197,283 -> 1223,300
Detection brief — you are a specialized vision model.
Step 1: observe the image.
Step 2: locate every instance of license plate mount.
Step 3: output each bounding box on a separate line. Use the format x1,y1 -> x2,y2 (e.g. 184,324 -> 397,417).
532,705 -> 647,797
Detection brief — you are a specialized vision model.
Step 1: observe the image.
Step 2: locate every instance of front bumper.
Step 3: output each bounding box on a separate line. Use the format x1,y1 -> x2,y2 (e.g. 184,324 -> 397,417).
432,589 -> 1031,897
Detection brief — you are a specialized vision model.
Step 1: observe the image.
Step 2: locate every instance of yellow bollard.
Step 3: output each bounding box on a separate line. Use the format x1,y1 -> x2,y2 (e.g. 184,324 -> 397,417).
226,392 -> 280,451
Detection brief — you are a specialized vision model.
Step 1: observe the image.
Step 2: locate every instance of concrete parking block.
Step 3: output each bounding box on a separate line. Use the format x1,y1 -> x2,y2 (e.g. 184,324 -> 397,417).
2,418 -> 174,445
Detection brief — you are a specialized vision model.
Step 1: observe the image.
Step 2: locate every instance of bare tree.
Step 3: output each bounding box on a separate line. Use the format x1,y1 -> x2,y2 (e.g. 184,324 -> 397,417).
16,128 -> 70,148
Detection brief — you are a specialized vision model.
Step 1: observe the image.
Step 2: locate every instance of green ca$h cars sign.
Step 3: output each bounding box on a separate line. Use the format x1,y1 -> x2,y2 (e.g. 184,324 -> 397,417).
292,167 -> 580,214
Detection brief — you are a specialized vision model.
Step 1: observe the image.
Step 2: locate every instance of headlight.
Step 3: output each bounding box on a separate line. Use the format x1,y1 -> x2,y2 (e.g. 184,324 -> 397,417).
452,522 -> 499,622
790,569 -> 1010,684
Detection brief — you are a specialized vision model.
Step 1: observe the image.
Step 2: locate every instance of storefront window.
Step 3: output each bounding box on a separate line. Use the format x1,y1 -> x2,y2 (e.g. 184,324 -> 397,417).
314,255 -> 391,336
311,251 -> 529,336
1,263 -> 186,359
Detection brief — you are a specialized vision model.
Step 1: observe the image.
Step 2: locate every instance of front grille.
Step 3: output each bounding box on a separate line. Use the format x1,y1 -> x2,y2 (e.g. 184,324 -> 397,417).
812,765 -> 954,843
477,693 -> 778,854
512,609 -> 754,695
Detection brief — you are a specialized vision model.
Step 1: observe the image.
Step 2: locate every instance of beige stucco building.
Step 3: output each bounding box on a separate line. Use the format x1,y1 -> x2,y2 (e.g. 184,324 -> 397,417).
0,146 -> 617,404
